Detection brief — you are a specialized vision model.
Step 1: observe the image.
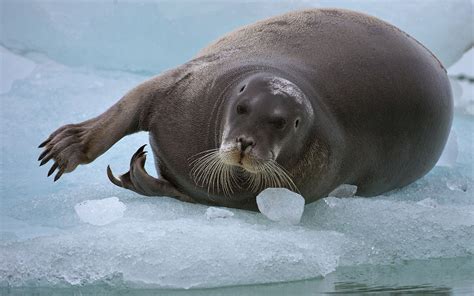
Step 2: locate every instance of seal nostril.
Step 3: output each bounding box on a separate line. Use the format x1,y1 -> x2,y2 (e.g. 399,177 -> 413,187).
237,136 -> 255,152
239,85 -> 246,93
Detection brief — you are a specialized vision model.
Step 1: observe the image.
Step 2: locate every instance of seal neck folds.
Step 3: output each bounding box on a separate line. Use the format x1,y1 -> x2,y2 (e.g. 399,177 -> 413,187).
190,72 -> 315,197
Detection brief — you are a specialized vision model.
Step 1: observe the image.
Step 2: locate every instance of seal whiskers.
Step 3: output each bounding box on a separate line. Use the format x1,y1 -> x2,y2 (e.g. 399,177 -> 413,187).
246,159 -> 299,194
190,149 -> 298,196
189,149 -> 238,196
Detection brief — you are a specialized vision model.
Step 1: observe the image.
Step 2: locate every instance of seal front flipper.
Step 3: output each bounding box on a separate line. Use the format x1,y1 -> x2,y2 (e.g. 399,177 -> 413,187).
37,68 -> 182,181
38,120 -> 98,181
107,145 -> 195,203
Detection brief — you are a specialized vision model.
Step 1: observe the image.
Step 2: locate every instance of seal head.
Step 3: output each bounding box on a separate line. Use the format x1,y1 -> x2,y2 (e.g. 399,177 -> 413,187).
190,72 -> 314,196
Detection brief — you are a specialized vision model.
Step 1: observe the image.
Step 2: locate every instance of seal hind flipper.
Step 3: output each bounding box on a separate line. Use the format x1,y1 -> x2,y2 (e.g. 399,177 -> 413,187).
107,146 -> 195,204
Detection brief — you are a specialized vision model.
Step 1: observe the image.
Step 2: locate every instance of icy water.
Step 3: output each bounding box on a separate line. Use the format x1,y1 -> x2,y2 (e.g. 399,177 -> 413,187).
1,258 -> 473,295
1,1 -> 473,295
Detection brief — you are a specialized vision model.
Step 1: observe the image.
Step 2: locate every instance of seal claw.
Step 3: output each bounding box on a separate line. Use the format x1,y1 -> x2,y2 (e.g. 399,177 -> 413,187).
54,168 -> 64,182
129,144 -> 147,167
48,162 -> 58,177
107,165 -> 123,187
38,138 -> 50,148
38,149 -> 50,161
40,153 -> 54,166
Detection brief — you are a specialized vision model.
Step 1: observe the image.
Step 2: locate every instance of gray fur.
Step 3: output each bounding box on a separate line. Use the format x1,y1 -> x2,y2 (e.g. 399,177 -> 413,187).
39,9 -> 453,211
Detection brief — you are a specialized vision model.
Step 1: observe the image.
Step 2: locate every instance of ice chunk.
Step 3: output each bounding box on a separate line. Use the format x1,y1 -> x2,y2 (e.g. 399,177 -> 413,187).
448,48 -> 474,116
448,47 -> 474,77
328,184 -> 358,198
446,179 -> 468,192
205,207 -> 234,220
74,197 -> 126,226
257,188 -> 305,225
436,130 -> 458,167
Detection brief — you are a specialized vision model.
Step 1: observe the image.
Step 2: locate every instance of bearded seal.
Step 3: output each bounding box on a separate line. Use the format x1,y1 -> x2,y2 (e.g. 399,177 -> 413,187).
38,8 -> 453,210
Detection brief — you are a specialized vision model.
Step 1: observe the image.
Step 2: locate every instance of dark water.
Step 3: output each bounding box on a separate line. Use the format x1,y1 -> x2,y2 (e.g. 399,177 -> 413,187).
2,257 -> 473,295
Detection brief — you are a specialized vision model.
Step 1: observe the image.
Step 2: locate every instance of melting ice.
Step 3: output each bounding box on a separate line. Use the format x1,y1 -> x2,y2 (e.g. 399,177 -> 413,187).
257,188 -> 305,225
1,0 -> 473,289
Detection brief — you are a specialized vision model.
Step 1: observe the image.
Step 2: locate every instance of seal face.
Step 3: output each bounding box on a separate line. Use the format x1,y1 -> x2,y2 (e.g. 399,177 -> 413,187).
190,73 -> 314,196
38,8 -> 453,210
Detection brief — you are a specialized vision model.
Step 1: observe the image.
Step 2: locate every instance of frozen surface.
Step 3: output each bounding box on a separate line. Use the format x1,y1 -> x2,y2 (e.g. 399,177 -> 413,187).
74,197 -> 126,226
205,207 -> 234,220
257,188 -> 306,225
327,184 -> 358,198
0,0 -> 473,290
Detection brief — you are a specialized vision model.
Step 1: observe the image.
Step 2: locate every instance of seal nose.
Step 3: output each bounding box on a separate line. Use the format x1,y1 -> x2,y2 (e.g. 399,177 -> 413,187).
237,136 -> 255,152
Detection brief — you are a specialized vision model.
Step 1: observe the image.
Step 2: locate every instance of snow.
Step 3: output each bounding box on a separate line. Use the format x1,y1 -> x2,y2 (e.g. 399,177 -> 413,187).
0,1 -> 473,290
74,197 -> 126,226
257,188 -> 306,225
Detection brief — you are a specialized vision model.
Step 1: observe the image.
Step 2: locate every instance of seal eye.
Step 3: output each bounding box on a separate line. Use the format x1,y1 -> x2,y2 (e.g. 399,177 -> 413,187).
239,85 -> 246,93
271,118 -> 287,130
295,119 -> 300,128
236,104 -> 247,115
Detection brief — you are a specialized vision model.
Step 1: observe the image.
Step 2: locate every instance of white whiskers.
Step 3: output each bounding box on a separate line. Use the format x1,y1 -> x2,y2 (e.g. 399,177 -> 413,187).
189,149 -> 299,196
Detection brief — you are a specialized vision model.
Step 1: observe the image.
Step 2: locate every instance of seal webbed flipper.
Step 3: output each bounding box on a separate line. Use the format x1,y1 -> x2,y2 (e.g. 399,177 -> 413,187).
107,146 -> 195,204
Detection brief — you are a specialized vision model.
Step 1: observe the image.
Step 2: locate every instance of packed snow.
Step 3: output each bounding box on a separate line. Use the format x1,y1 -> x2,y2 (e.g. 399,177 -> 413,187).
0,0 -> 473,289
